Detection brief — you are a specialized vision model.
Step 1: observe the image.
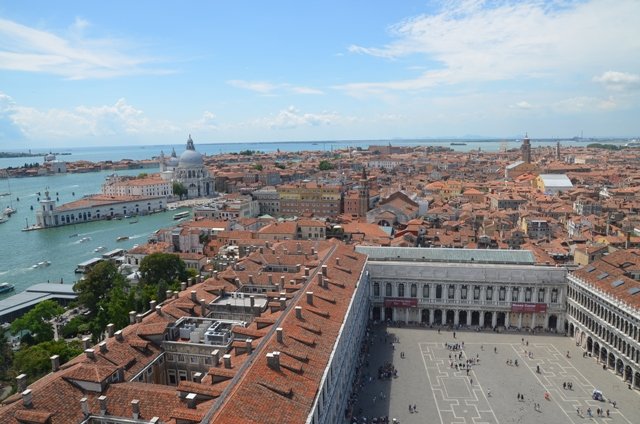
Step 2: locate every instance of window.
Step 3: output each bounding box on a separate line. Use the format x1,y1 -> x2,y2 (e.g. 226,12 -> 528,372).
167,353 -> 175,362
385,283 -> 392,297
436,284 -> 442,299
512,288 -> 519,302
373,282 -> 380,297
499,287 -> 506,301
398,283 -> 405,297
461,285 -> 468,300
473,286 -> 480,301
178,370 -> 187,381
168,370 -> 177,385
190,356 -> 199,364
423,284 -> 430,298
178,354 -> 185,363
448,285 -> 455,300
551,288 -> 558,303
486,287 -> 493,301
538,288 -> 545,303
411,284 -> 417,298
525,288 -> 532,302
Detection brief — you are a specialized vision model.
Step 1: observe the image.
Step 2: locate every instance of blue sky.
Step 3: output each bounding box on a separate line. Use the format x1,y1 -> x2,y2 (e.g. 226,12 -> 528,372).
1,0 -> 639,148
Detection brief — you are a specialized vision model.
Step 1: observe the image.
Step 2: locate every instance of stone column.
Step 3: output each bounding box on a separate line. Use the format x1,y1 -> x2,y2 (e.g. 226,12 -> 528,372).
454,310 -> 460,326
480,313 -> 485,327
532,313 -> 537,329
381,307 -> 385,321
505,312 -> 510,328
467,311 -> 472,326
491,311 -> 497,328
518,313 -> 523,329
429,309 -> 435,324
405,308 -> 409,324
441,311 -> 447,325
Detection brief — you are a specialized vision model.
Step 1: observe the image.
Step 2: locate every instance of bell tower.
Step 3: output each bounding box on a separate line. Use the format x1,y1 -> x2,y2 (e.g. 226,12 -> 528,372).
358,167 -> 369,218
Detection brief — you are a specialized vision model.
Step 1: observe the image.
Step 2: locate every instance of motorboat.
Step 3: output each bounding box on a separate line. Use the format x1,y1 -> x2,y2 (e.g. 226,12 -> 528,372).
79,237 -> 92,243
4,206 -> 16,216
94,246 -> 106,252
0,283 -> 14,294
116,236 -> 130,242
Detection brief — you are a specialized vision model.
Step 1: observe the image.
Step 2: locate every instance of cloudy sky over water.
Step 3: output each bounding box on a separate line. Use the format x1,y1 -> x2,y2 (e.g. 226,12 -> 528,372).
1,0 -> 639,148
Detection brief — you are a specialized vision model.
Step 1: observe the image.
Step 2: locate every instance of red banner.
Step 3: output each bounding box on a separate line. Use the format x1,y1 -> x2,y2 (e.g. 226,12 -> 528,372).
384,297 -> 418,308
511,302 -> 547,313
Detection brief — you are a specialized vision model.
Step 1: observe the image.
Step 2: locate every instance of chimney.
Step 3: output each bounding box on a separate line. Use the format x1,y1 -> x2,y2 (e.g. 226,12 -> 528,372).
214,270 -> 219,280
280,275 -> 285,288
131,399 -> 140,420
51,354 -> 60,372
115,330 -> 124,342
85,349 -> 96,359
106,323 -> 115,338
246,338 -> 253,354
211,350 -> 220,367
268,274 -> 273,285
306,291 -> 314,305
276,327 -> 283,343
317,273 -> 323,287
98,395 -> 107,416
155,305 -> 163,315
166,290 -> 173,300
248,274 -> 254,284
279,297 -> 287,310
295,306 -> 302,319
322,265 -> 328,276
149,300 -> 157,311
174,290 -> 180,299
249,295 -> 255,308
21,389 -> 33,408
16,374 -> 27,393
136,314 -> 143,323
266,351 -> 280,371
259,246 -> 263,254
191,290 -> 197,302
82,337 -> 91,350
129,310 -> 136,324
304,267 -> 310,276
311,246 -> 315,256
99,342 -> 108,354
80,397 -> 89,417
265,241 -> 270,249
200,299 -> 207,317
193,372 -> 203,382
223,354 -> 232,369
186,393 -> 197,409
336,257 -> 340,266
181,281 -> 187,291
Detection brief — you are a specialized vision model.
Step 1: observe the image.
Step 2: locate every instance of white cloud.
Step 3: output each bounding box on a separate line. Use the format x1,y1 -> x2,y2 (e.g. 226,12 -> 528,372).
0,17 -> 171,79
256,106 -> 342,130
510,101 -> 533,110
552,96 -> 617,113
339,0 -> 640,95
593,71 -> 640,91
228,80 -> 323,95
190,111 -> 218,131
0,93 -> 179,140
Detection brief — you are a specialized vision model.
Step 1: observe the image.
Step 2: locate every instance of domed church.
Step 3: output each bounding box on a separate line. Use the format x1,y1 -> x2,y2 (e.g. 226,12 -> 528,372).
171,135 -> 214,198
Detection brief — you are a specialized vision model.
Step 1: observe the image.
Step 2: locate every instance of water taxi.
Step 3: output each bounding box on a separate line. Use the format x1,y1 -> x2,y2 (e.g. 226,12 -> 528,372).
173,211 -> 190,220
94,246 -> 106,252
0,282 -> 15,294
116,236 -> 130,242
79,236 -> 92,243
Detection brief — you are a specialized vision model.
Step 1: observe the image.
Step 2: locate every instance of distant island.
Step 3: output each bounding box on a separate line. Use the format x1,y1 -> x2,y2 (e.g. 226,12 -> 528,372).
0,151 -> 71,158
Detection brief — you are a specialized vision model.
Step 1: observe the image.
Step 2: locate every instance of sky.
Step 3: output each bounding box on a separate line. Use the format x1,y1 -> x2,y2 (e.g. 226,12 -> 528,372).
1,0 -> 639,148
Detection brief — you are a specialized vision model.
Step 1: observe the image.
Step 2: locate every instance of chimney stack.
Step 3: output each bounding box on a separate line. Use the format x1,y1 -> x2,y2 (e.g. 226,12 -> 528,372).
306,291 -> 314,305
85,349 -> 96,360
336,257 -> 340,266
223,354 -> 232,369
200,299 -> 207,317
249,295 -> 255,308
115,330 -> 124,342
322,265 -> 328,276
98,395 -> 107,416
280,275 -> 285,289
181,281 -> 187,291
266,351 -> 280,371
129,310 -> 136,324
268,274 -> 273,285
249,274 -> 253,284
149,300 -> 157,311
211,350 -> 220,367
246,338 -> 253,354
82,337 -> 91,350
155,305 -> 163,315
295,306 -> 302,319
51,355 -> 60,372
21,389 -> 33,408
131,399 -> 140,420
16,374 -> 27,393
80,397 -> 89,417
191,290 -> 197,302
279,297 -> 287,311
186,393 -> 197,409
305,267 -> 310,276
136,314 -> 143,323
99,342 -> 108,354
317,273 -> 323,287
173,290 -> 179,299
166,290 -> 173,300
106,323 -> 115,338
276,328 -> 283,343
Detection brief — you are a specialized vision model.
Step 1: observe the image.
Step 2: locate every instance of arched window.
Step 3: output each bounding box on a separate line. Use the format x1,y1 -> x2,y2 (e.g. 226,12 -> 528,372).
436,284 -> 442,299
423,284 -> 430,298
411,284 -> 417,298
398,283 -> 405,297
385,283 -> 392,297
373,282 -> 380,297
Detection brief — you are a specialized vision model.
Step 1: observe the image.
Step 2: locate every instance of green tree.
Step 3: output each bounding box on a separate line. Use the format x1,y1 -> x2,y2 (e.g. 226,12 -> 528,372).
137,172 -> 148,178
253,163 -> 263,171
11,300 -> 63,344
0,328 -> 14,381
73,261 -> 125,319
138,253 -> 187,299
11,340 -> 82,384
318,160 -> 334,171
275,163 -> 286,169
172,181 -> 188,199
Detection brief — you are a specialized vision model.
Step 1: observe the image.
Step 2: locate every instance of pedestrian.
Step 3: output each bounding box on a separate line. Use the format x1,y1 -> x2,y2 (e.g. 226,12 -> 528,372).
413,404 -> 417,412
587,408 -> 592,418
481,344 -> 484,351
563,382 -> 566,390
517,393 -> 520,401
470,378 -> 473,385
487,389 -> 491,397
606,409 -> 610,417
494,347 -> 497,353
453,331 -> 456,338
409,404 -> 412,413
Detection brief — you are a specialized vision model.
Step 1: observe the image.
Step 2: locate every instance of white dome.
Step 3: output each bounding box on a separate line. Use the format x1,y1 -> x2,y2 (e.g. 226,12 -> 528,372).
179,149 -> 203,167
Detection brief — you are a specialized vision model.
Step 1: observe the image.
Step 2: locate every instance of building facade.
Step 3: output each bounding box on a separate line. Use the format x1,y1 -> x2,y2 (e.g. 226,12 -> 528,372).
278,182 -> 342,218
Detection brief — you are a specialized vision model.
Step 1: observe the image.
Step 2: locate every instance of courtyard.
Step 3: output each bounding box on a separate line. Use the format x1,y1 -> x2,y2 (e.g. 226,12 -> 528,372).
352,325 -> 639,424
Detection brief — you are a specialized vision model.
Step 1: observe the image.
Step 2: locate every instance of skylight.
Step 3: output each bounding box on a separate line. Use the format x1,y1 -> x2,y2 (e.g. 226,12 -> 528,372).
585,265 -> 595,273
628,287 -> 640,296
611,279 -> 624,288
597,272 -> 609,280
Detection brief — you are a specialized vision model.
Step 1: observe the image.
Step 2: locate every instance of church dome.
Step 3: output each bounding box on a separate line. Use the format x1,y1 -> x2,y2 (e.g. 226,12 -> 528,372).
44,152 -> 56,162
178,135 -> 204,167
